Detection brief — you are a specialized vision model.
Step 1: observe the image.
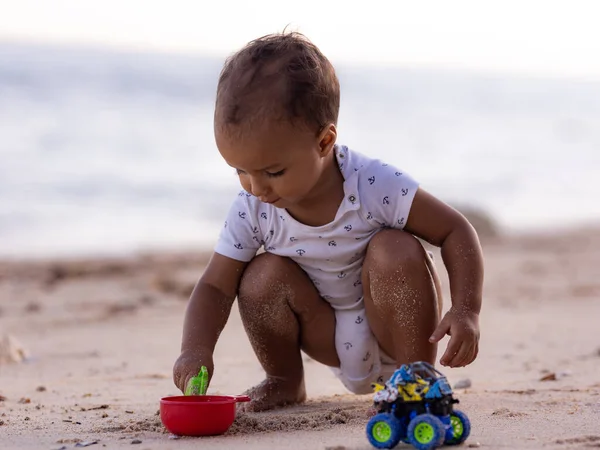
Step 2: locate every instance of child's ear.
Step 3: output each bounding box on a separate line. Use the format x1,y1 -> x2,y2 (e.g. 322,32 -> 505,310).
317,123 -> 337,156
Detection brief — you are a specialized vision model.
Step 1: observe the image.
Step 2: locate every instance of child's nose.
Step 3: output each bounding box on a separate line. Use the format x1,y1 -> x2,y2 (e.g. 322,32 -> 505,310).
250,177 -> 269,198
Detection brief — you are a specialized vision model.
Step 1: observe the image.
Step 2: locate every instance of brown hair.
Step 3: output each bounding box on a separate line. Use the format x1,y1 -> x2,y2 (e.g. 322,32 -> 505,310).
215,31 -> 340,134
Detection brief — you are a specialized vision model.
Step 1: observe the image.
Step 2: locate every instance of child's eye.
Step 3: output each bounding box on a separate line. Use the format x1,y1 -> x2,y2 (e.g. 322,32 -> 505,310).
266,169 -> 286,178
235,168 -> 246,175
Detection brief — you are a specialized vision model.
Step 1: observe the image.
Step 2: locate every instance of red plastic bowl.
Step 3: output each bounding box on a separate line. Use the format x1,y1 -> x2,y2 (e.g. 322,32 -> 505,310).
160,395 -> 250,436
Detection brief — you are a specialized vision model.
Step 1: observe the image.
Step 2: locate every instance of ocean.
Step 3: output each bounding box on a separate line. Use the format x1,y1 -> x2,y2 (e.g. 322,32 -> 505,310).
1,43 -> 599,258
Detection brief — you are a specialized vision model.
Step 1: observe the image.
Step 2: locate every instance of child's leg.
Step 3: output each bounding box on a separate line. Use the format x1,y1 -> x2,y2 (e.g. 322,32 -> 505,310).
237,252 -> 339,412
362,229 -> 443,366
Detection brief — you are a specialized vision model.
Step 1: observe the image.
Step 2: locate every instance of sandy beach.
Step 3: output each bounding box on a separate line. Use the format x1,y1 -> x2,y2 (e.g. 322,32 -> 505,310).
1,227 -> 599,450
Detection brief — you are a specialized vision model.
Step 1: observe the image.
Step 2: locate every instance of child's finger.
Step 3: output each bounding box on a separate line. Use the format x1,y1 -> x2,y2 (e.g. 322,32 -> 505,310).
440,335 -> 461,366
173,369 -> 184,392
429,317 -> 450,343
175,374 -> 184,392
463,341 -> 479,366
463,335 -> 480,366
467,340 -> 480,365
451,341 -> 474,367
183,374 -> 197,394
446,341 -> 469,367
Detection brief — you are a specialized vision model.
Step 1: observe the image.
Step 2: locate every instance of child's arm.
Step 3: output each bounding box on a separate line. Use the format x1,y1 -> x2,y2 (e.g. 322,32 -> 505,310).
173,252 -> 247,393
404,188 -> 484,368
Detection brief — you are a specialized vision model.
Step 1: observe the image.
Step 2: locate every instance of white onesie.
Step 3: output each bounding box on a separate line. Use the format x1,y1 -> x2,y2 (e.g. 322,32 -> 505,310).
214,144 -> 419,394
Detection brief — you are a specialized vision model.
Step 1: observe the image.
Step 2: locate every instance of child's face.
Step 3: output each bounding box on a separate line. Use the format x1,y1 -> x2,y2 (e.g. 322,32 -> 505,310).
215,119 -> 336,208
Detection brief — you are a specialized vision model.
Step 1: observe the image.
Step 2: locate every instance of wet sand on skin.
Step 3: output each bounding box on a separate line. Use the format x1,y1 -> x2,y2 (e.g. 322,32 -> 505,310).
1,227 -> 600,449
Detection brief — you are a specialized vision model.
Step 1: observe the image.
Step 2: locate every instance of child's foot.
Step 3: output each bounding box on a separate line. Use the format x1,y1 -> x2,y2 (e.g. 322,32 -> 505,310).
238,376 -> 306,412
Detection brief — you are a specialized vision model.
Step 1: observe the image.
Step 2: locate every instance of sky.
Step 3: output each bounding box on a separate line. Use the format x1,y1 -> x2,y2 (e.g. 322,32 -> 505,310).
1,0 -> 600,79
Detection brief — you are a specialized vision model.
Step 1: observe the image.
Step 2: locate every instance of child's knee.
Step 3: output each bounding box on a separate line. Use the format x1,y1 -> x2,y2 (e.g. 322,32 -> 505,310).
365,229 -> 426,275
239,253 -> 292,301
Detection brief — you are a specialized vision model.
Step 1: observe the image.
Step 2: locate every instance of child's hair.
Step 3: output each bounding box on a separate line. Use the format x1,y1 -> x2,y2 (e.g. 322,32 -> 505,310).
215,31 -> 340,134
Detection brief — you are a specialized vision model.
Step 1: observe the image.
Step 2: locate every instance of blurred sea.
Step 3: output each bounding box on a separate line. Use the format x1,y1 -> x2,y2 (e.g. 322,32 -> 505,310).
1,42 -> 599,258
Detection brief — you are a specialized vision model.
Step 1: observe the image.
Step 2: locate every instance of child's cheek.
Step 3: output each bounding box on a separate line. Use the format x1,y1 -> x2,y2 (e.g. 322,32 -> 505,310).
274,179 -> 293,198
239,176 -> 251,193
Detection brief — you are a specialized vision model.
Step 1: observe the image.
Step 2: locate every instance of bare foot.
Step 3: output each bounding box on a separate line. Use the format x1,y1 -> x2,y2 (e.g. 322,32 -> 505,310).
238,376 -> 306,412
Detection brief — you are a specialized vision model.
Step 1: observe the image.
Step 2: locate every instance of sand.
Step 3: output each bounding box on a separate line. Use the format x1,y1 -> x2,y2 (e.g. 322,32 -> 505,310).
1,227 -> 599,449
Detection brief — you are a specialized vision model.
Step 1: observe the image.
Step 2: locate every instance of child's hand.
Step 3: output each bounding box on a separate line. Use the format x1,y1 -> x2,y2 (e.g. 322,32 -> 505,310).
429,306 -> 480,368
173,349 -> 214,394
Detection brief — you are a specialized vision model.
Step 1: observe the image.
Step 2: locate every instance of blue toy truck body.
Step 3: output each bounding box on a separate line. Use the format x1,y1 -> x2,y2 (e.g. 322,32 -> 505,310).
366,362 -> 471,450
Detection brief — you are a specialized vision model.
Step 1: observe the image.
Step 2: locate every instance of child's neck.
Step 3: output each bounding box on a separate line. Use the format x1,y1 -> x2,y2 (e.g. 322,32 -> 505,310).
285,153 -> 345,227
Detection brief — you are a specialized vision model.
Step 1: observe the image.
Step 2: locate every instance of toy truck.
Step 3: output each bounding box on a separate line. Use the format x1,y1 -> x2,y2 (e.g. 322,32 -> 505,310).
366,362 -> 470,449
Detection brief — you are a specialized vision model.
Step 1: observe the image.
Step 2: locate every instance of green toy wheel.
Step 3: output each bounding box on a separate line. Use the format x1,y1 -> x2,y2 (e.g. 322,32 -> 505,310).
366,412 -> 403,449
446,409 -> 471,445
406,414 -> 445,450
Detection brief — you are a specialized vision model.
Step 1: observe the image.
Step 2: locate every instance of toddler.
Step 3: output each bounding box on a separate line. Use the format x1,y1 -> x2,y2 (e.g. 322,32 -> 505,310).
173,32 -> 483,412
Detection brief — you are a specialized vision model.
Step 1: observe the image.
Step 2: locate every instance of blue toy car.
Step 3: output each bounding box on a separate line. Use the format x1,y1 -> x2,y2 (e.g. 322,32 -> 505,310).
366,362 -> 470,450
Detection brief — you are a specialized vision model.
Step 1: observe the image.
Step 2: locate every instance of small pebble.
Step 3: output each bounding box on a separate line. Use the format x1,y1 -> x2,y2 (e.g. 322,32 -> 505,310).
36,386 -> 47,392
454,378 -> 472,389
75,441 -> 98,448
125,410 -> 134,414
168,434 -> 180,440
131,440 -> 142,445
540,373 -> 557,381
468,442 -> 481,448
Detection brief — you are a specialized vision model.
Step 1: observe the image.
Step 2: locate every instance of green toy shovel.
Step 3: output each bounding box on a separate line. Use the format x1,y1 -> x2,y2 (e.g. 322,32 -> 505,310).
185,365 -> 208,396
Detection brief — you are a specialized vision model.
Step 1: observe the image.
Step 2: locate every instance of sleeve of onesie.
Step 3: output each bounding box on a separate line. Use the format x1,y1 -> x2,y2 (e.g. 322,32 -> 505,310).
362,160 -> 420,230
213,191 -> 262,262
